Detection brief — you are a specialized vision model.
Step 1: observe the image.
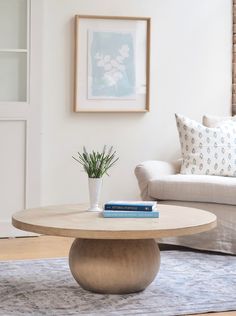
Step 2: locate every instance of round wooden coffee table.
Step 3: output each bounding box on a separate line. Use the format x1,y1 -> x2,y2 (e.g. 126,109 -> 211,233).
12,204 -> 216,294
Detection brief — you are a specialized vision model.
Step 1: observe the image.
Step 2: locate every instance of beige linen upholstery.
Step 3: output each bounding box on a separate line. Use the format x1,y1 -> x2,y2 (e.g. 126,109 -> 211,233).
149,174 -> 236,205
135,160 -> 236,254
203,115 -> 236,127
158,200 -> 236,254
134,160 -> 181,200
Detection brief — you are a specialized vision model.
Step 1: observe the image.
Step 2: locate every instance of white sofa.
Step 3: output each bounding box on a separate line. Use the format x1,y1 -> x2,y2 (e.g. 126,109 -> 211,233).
135,160 -> 236,254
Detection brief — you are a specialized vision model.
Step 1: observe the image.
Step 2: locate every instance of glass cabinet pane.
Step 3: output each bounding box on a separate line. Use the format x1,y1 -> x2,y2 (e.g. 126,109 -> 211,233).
0,52 -> 27,101
0,0 -> 27,49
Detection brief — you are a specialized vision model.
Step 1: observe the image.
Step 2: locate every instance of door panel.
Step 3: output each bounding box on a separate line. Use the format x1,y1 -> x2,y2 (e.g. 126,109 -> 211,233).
0,120 -> 32,236
0,0 -> 42,237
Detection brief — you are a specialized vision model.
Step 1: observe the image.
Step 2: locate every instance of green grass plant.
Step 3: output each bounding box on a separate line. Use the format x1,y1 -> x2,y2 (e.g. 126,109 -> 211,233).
73,146 -> 119,178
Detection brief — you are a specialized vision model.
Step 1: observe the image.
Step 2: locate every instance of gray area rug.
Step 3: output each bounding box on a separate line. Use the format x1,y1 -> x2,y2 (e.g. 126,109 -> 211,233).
0,250 -> 236,316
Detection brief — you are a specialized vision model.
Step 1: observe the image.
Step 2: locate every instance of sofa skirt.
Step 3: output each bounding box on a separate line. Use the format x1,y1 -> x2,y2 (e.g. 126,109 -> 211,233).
157,201 -> 236,255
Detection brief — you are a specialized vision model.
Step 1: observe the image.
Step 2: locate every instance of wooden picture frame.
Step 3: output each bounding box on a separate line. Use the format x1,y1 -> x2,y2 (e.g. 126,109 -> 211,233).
74,15 -> 151,113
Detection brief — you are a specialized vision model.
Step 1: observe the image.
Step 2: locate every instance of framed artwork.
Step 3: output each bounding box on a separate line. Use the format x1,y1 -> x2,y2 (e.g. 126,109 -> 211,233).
74,15 -> 151,112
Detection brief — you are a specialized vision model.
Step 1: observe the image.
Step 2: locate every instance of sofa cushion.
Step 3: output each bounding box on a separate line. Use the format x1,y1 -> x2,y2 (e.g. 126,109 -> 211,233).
148,174 -> 236,205
175,113 -> 236,177
203,115 -> 236,128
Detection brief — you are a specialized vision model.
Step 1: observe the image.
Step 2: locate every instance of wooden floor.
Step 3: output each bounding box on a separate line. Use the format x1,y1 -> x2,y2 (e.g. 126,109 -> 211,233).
0,236 -> 235,316
0,235 -> 73,260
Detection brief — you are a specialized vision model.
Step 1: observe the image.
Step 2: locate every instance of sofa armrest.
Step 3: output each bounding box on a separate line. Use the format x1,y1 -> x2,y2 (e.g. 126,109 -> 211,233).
134,160 -> 181,200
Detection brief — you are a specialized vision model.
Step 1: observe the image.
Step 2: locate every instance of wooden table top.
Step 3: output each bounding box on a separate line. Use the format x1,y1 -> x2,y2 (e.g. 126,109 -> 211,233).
12,203 -> 217,239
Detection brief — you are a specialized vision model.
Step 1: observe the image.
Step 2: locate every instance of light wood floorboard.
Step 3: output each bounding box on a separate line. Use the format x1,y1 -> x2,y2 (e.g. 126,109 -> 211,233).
0,235 -> 73,260
0,236 -> 235,316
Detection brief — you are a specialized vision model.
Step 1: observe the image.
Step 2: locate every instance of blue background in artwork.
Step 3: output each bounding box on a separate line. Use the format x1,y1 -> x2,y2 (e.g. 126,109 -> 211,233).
90,31 -> 135,98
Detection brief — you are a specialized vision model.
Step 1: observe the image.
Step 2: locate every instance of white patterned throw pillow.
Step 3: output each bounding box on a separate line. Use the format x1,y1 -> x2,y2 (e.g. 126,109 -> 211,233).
175,114 -> 236,177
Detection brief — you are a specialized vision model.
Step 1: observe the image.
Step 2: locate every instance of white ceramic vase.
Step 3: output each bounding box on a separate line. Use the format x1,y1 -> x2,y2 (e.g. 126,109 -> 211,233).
88,177 -> 102,212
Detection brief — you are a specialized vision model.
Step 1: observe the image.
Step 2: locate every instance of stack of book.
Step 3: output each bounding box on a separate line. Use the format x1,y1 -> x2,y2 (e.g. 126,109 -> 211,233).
102,201 -> 159,218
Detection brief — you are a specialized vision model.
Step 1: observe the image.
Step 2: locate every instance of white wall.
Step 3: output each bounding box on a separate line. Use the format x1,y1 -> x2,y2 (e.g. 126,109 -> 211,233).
41,0 -> 232,205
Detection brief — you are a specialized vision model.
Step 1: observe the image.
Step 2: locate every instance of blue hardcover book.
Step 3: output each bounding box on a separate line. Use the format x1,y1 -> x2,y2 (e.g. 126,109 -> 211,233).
104,201 -> 157,212
102,210 -> 160,218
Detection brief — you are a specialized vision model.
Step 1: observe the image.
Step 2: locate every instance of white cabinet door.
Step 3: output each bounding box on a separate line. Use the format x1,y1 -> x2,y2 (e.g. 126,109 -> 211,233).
0,0 -> 42,237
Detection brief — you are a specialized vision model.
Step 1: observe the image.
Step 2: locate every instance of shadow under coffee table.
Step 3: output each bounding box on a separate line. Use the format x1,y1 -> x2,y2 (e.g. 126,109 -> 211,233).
12,203 -> 216,294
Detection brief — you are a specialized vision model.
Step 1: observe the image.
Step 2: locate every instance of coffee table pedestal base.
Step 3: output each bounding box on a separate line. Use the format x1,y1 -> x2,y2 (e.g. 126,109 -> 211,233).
69,238 -> 160,294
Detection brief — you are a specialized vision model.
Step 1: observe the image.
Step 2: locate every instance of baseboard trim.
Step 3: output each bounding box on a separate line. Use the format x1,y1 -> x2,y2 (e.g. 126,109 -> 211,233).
0,220 -> 38,238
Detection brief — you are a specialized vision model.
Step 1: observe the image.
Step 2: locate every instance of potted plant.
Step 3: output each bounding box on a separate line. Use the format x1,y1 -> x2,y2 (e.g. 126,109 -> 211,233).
73,146 -> 119,211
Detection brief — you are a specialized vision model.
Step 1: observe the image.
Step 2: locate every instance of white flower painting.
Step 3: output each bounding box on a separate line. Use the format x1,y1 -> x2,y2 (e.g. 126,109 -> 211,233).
88,31 -> 136,99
